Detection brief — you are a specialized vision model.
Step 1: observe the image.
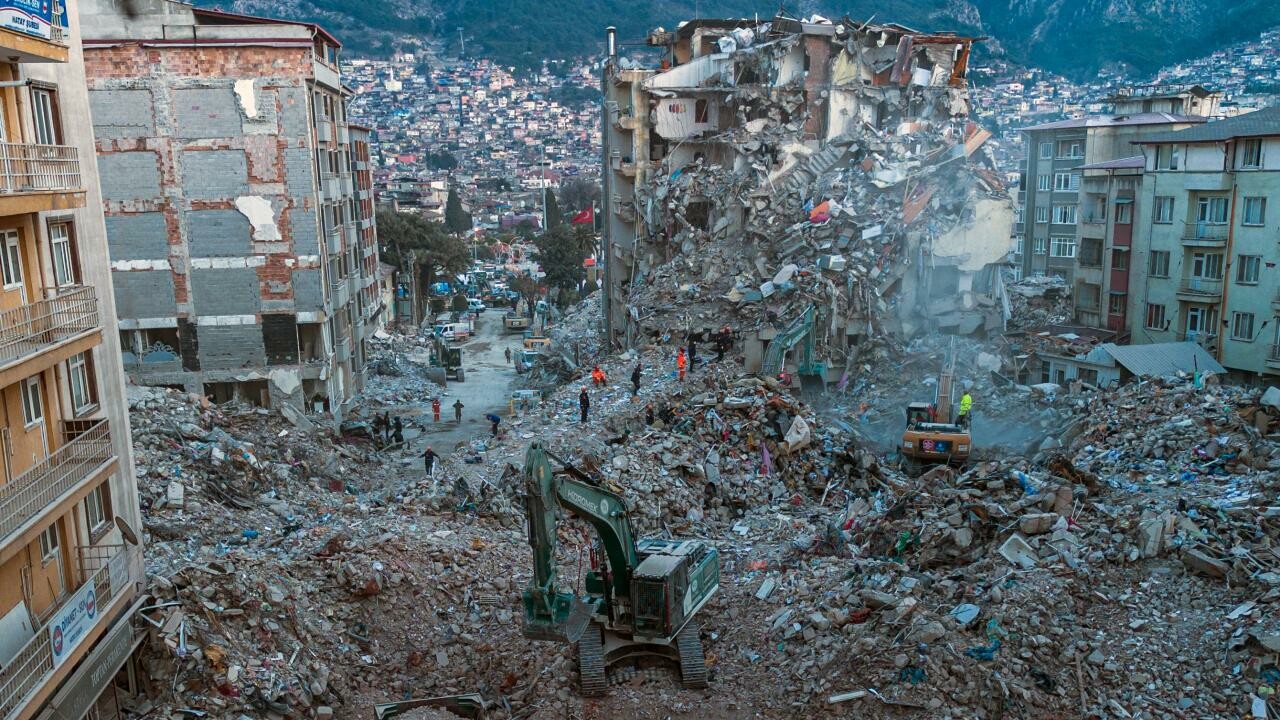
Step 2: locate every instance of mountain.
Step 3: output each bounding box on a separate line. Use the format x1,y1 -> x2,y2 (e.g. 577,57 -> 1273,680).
189,0 -> 1280,79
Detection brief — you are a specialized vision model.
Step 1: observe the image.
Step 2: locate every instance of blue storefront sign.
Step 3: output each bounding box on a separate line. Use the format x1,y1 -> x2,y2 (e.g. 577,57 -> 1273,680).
0,0 -> 59,42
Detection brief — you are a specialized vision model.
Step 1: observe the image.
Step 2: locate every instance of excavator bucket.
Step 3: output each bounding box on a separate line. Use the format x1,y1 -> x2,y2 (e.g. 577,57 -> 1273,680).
521,593 -> 596,643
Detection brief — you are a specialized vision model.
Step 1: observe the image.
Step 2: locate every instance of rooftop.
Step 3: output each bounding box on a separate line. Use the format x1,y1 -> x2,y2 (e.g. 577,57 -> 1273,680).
1134,106 -> 1280,144
1021,112 -> 1208,132
1099,342 -> 1226,377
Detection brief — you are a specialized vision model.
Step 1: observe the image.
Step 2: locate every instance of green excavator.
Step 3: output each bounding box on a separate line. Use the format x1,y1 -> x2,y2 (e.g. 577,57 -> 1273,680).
519,443 -> 720,695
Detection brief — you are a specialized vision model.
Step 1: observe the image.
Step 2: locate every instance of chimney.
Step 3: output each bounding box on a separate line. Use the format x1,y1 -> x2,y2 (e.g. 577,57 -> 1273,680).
606,26 -> 617,60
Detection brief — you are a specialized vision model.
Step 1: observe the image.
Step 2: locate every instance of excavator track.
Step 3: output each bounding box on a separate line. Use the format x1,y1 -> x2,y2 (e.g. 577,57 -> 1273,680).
577,623 -> 607,697
677,624 -> 708,689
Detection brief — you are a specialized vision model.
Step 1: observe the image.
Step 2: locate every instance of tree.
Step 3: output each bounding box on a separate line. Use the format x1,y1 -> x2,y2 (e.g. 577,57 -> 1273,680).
511,274 -> 540,308
558,177 -> 600,215
445,186 -> 472,236
375,209 -> 471,300
543,188 -> 563,229
583,278 -> 599,294
451,292 -> 469,312
532,224 -> 588,302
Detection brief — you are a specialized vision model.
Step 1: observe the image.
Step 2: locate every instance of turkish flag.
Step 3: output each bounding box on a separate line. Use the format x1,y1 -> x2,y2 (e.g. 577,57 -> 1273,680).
570,207 -> 594,225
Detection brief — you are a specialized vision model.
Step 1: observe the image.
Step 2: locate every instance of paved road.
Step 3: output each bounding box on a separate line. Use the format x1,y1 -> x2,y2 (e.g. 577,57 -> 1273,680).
413,310 -> 527,449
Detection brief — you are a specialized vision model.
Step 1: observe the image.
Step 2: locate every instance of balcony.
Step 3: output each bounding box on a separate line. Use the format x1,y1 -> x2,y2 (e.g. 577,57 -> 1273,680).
1176,331 -> 1218,349
316,118 -> 334,144
1176,277 -> 1224,301
344,222 -> 359,249
1181,227 -> 1228,248
0,544 -> 142,720
1267,344 -> 1280,370
0,286 -> 99,379
0,143 -> 84,213
0,419 -> 114,548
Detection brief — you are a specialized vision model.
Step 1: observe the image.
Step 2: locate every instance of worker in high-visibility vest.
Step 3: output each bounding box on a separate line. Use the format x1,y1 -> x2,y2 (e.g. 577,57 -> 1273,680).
957,391 -> 973,428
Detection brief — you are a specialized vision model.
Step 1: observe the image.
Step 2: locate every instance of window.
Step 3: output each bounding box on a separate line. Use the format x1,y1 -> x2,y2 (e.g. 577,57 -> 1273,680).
1,231 -> 21,289
1108,293 -> 1127,315
1037,174 -> 1051,191
85,484 -> 110,533
1034,206 -> 1050,224
1197,196 -> 1229,225
1241,139 -> 1263,169
49,222 -> 76,287
1148,250 -> 1170,278
694,99 -> 709,123
1152,196 -> 1174,224
1236,255 -> 1261,284
1013,235 -> 1024,255
1154,145 -> 1180,170
1145,303 -> 1166,330
1052,204 -> 1077,224
1114,202 -> 1132,224
67,351 -> 96,413
39,524 -> 59,562
30,87 -> 60,145
1053,172 -> 1079,191
1033,237 -> 1047,255
1243,197 -> 1266,226
1111,248 -> 1129,270
1050,235 -> 1077,258
1190,252 -> 1224,279
1232,311 -> 1256,341
21,376 -> 42,427
1058,140 -> 1083,159
1039,142 -> 1052,159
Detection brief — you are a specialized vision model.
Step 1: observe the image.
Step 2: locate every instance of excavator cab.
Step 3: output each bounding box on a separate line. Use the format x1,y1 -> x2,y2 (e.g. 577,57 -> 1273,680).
906,402 -> 932,429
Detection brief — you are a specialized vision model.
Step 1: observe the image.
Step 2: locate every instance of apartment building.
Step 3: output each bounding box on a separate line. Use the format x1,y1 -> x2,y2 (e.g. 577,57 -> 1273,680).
1129,107 -> 1280,383
80,0 -> 380,419
349,123 -> 385,339
0,1 -> 146,719
1106,85 -> 1223,118
1016,113 -> 1206,285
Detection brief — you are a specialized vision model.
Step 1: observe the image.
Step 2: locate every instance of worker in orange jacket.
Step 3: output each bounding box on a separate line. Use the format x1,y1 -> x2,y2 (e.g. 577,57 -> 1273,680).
677,347 -> 687,381
591,365 -> 607,387
432,397 -> 441,422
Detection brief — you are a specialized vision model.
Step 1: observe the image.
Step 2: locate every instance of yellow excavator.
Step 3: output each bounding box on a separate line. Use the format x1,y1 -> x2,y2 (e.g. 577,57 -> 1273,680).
901,345 -> 972,472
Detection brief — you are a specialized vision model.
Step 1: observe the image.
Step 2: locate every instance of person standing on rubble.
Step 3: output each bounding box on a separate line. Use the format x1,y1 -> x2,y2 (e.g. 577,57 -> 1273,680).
631,363 -> 641,398
687,333 -> 698,365
677,347 -> 687,381
485,412 -> 501,438
505,347 -> 512,364
644,403 -> 655,425
958,390 -> 973,428
421,446 -> 438,477
579,388 -> 590,423
591,365 -> 607,387
432,397 -> 442,423
714,325 -> 733,363
392,416 -> 404,444
453,399 -> 464,422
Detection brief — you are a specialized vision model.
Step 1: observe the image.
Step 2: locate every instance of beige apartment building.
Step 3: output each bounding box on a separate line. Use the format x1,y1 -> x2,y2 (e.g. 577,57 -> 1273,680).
0,1 -> 145,719
1129,107 -> 1280,383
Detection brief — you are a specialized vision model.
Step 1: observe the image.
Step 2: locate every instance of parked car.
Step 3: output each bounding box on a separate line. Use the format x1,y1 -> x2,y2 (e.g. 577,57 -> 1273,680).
467,298 -> 487,314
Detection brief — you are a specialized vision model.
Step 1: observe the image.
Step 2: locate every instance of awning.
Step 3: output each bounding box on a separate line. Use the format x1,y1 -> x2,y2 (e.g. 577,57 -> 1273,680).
1113,197 -> 1134,204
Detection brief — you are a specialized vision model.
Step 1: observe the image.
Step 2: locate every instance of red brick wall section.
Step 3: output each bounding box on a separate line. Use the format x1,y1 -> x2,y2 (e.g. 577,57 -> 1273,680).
803,36 -> 831,138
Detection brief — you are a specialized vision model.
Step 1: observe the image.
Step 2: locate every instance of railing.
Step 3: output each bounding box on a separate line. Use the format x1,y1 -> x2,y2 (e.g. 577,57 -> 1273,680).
0,544 -> 140,719
1176,331 -> 1218,347
50,7 -> 65,45
0,143 -> 81,194
1181,229 -> 1229,246
1268,344 -> 1280,365
0,419 -> 113,544
1178,278 -> 1224,297
1079,254 -> 1104,268
0,285 -> 98,369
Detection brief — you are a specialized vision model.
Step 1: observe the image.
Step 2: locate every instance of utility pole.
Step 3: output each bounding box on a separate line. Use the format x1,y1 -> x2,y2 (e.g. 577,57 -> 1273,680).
458,28 -> 465,56
540,143 -> 548,230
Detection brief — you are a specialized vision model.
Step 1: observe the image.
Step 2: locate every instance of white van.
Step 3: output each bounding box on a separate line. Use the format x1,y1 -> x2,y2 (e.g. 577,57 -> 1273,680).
467,298 -> 487,313
442,323 -> 472,342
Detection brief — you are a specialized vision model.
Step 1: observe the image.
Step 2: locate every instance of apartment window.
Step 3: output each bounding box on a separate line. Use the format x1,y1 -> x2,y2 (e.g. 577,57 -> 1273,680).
1186,306 -> 1215,335
1197,196 -> 1229,225
1190,252 -> 1224,280
1034,206 -> 1049,224
85,483 -> 110,534
49,222 -> 76,287
67,351 -> 96,414
1050,235 -> 1077,258
694,99 -> 709,123
1152,196 -> 1174,224
1148,250 -> 1170,278
1243,197 -> 1266,226
1114,202 -> 1132,224
1145,303 -> 1166,331
1039,142 -> 1052,159
1037,174 -> 1051,191
1108,293 -> 1127,315
1053,172 -> 1079,191
1013,235 -> 1024,255
1058,140 -> 1083,159
1,231 -> 21,289
1154,145 -> 1180,170
1111,248 -> 1129,270
21,376 -> 42,427
1232,311 -> 1256,341
1052,204 -> 1077,225
1236,255 -> 1261,284
39,524 -> 59,563
1033,237 -> 1047,255
31,87 -> 60,145
1241,138 -> 1263,169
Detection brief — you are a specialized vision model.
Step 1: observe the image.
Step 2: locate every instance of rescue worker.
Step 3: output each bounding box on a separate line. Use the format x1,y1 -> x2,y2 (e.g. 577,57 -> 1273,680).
453,399 -> 464,423
591,365 -> 607,387
485,413 -> 501,437
631,363 -> 641,397
579,388 -> 590,423
677,347 -> 687,381
714,325 -> 733,362
687,333 -> 698,364
421,446 -> 438,476
432,397 -> 442,422
644,403 -> 655,425
505,347 -> 512,364
958,391 -> 973,428
392,416 -> 404,444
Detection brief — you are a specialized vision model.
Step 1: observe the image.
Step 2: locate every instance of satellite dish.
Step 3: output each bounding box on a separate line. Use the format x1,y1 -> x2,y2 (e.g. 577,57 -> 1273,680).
115,516 -> 140,546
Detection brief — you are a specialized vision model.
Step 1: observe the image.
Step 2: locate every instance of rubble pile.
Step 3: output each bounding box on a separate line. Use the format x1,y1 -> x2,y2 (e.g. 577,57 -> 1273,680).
361,331 -> 445,406
1007,276 -> 1073,329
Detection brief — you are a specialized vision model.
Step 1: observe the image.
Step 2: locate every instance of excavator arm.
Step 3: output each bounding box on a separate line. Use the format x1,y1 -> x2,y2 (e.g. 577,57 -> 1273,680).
521,443 -> 640,643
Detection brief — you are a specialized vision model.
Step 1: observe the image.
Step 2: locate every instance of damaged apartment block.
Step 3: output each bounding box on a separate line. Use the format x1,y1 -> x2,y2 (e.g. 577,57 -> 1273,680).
601,15 -> 1015,378
81,0 -> 382,419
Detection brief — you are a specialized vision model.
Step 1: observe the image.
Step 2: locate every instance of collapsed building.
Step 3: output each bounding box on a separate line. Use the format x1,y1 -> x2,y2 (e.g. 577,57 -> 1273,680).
601,16 -> 1015,376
